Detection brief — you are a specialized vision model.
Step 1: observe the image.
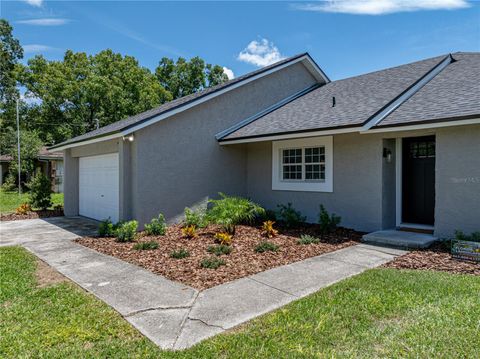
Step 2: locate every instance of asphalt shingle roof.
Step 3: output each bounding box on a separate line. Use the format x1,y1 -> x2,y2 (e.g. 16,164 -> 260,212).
375,52 -> 480,127
222,54 -> 448,140
50,53 -> 316,149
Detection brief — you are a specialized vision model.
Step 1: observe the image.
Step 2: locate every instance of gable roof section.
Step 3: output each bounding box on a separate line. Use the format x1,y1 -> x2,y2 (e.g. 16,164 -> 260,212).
49,53 -> 329,150
219,54 -> 451,141
374,52 -> 480,128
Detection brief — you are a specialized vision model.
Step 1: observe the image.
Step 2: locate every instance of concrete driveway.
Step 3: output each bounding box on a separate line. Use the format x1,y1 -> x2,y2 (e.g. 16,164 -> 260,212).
0,216 -> 99,247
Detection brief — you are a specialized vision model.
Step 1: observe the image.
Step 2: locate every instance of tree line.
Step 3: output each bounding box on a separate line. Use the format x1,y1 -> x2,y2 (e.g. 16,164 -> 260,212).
0,19 -> 229,161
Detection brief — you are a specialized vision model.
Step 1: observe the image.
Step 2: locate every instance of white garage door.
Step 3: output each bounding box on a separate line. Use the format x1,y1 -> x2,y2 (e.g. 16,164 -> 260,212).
79,153 -> 119,222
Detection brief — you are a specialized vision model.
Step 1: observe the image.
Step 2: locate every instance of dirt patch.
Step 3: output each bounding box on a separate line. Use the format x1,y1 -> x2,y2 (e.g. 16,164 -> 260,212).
0,209 -> 64,221
383,243 -> 480,276
75,224 -> 361,290
35,258 -> 68,288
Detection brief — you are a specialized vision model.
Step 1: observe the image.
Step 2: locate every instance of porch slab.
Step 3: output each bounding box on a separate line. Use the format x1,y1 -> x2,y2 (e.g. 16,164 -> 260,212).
362,229 -> 438,249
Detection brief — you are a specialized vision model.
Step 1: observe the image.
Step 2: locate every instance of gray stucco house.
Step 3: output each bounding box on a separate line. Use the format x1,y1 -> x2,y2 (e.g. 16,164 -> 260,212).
50,52 -> 480,238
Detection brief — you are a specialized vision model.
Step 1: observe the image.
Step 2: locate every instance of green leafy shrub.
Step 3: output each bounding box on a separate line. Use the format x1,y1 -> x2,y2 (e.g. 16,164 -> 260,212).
207,193 -> 265,234
276,203 -> 306,228
255,241 -> 279,253
1,173 -> 17,192
98,218 -> 116,237
116,220 -> 138,242
133,241 -> 159,250
145,213 -> 167,235
297,234 -> 320,245
200,256 -> 226,269
170,249 -> 190,259
184,207 -> 208,228
27,172 -> 52,210
207,244 -> 232,256
455,230 -> 480,243
318,205 -> 341,234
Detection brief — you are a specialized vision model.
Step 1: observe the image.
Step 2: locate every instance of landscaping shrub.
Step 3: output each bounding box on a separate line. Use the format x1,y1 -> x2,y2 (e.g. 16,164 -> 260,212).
27,172 -> 52,210
262,220 -> 278,238
207,193 -> 265,234
297,234 -> 320,245
318,205 -> 341,235
208,244 -> 232,256
170,249 -> 190,259
116,220 -> 138,242
214,232 -> 233,246
276,203 -> 306,228
184,207 -> 208,228
133,241 -> 159,250
182,225 -> 197,239
145,213 -> 167,235
98,218 -> 116,237
455,230 -> 480,243
200,256 -> 226,269
53,204 -> 64,211
255,241 -> 279,253
15,203 -> 31,215
1,173 -> 17,192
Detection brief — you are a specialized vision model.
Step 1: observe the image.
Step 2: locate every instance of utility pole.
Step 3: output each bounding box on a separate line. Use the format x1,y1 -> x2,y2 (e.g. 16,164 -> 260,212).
16,97 -> 21,194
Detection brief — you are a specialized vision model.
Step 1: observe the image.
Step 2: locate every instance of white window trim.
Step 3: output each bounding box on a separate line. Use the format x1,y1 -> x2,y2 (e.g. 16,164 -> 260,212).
272,136 -> 333,192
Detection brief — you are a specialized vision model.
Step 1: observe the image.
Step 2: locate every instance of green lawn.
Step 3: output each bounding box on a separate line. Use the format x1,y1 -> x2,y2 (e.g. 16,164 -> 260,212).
0,190 -> 63,214
1,246 -> 479,358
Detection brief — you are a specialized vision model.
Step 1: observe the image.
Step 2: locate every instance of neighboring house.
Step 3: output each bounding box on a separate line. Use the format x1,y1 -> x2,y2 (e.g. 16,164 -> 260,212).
50,52 -> 480,238
0,147 -> 64,193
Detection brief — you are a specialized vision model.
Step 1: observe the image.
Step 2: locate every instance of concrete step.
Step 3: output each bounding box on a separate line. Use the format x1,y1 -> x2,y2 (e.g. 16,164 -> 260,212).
362,229 -> 438,249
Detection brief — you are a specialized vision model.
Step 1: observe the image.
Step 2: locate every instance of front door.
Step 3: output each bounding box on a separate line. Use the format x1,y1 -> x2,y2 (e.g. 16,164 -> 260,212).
402,136 -> 435,225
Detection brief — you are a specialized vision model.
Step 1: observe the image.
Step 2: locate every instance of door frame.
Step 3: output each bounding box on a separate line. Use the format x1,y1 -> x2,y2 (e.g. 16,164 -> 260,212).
395,136 -> 435,230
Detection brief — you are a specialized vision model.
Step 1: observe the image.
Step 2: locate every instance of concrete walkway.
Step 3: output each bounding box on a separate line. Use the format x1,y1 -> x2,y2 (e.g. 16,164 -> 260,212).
0,218 -> 407,350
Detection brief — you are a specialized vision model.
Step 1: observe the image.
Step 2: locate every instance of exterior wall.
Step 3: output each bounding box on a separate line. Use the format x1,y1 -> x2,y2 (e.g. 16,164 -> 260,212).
382,138 -> 396,229
133,62 -> 317,226
435,124 -> 480,238
245,125 -> 480,237
64,139 -> 121,217
246,133 -> 384,232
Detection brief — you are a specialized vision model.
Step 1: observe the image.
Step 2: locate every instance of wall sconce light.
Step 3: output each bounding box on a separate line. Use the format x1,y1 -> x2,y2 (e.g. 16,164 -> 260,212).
123,134 -> 134,142
383,148 -> 392,163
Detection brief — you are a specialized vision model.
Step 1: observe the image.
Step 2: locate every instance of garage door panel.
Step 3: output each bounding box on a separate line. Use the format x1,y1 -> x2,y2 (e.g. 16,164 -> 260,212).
79,153 -> 119,222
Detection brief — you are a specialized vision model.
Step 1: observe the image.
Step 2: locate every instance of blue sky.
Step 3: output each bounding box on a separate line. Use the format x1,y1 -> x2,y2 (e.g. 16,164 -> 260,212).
2,0 -> 479,80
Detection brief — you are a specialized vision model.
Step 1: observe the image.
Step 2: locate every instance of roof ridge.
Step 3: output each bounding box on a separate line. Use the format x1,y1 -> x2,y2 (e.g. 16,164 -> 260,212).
50,52 -> 322,150
332,53 -> 450,83
363,54 -> 453,130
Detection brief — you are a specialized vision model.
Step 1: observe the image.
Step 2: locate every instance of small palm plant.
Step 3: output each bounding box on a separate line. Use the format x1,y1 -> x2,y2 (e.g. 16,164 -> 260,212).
207,193 -> 265,235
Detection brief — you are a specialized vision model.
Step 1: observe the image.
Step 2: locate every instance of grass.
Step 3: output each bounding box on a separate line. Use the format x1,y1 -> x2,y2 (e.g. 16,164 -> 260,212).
1,246 -> 479,358
0,189 -> 63,214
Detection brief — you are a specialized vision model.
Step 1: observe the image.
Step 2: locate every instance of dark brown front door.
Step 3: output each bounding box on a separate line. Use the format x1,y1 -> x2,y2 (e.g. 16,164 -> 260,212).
402,136 -> 435,225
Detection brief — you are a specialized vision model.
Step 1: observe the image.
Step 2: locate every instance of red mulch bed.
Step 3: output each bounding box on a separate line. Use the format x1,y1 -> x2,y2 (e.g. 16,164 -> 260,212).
0,209 -> 64,221
76,224 -> 361,290
383,243 -> 480,276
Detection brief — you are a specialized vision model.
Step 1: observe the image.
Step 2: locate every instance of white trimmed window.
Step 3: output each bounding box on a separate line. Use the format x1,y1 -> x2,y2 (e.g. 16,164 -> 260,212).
272,136 -> 333,192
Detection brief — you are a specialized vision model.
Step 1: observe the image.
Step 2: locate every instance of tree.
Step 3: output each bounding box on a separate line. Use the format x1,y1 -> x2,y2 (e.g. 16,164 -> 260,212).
8,130 -> 42,184
155,56 -> 228,99
0,19 -> 23,155
19,50 -> 172,144
27,172 -> 52,210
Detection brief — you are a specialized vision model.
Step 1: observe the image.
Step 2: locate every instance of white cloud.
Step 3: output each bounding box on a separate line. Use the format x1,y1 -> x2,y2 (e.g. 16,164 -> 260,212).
22,0 -> 43,7
222,66 -> 235,80
237,38 -> 285,67
23,44 -> 54,53
294,0 -> 470,15
18,18 -> 70,26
